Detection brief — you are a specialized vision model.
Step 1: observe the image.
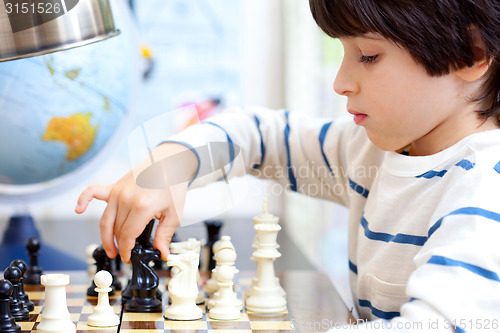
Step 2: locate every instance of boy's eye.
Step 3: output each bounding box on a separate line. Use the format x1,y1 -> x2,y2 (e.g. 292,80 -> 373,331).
360,54 -> 379,63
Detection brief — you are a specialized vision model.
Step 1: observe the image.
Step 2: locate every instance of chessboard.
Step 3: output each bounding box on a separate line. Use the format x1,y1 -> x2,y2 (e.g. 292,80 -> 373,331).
22,274 -> 297,333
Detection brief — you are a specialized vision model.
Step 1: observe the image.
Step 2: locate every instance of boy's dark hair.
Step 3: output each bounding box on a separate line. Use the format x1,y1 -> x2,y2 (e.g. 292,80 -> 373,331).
309,0 -> 500,120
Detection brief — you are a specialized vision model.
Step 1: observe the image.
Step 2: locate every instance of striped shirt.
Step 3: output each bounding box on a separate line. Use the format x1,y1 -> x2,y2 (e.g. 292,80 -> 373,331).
170,107 -> 500,332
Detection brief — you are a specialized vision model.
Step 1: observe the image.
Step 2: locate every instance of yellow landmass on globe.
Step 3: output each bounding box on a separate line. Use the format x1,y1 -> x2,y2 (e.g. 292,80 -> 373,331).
43,113 -> 98,160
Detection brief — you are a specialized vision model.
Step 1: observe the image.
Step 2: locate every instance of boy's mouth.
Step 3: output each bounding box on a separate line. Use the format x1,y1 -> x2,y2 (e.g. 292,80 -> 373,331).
348,109 -> 368,125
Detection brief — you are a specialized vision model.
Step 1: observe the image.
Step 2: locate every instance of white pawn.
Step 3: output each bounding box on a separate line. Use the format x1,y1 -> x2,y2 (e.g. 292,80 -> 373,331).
208,245 -> 241,320
87,270 -> 119,327
203,238 -> 222,294
37,274 -> 76,333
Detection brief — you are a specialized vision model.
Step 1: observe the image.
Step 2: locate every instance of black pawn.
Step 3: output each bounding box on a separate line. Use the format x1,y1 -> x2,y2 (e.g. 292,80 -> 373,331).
87,247 -> 119,297
0,279 -> 21,333
204,220 -> 224,271
24,238 -> 42,285
2,268 -> 29,322
8,260 -> 34,312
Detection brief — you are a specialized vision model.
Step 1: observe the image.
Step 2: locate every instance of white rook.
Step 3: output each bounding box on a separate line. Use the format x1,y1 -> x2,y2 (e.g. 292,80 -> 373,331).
37,274 -> 76,333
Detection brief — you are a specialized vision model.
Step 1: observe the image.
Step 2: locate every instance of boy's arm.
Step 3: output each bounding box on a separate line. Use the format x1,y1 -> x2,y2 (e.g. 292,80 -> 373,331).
76,106 -> 365,262
170,106 -> 366,205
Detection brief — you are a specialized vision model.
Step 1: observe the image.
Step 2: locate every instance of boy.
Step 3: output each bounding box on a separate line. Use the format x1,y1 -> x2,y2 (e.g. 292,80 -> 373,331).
76,0 -> 500,330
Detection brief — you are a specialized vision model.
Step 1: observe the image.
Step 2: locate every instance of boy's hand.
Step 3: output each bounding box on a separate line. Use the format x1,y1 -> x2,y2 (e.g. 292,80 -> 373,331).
75,143 -> 197,263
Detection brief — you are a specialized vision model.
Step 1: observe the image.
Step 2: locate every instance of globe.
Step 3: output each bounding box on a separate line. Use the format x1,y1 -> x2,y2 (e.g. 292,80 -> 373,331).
0,0 -> 141,202
0,0 -> 142,270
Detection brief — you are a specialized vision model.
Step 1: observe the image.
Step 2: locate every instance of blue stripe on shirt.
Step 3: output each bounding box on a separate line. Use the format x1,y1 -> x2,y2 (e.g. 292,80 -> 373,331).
417,169 -> 447,179
428,207 -> 500,238
361,215 -> 427,246
348,178 -> 369,198
358,299 -> 400,320
284,111 -> 298,192
494,161 -> 500,174
252,115 -> 265,169
319,121 -> 334,177
417,159 -> 474,179
455,159 -> 475,170
428,255 -> 500,282
203,121 -> 235,172
348,260 -> 358,274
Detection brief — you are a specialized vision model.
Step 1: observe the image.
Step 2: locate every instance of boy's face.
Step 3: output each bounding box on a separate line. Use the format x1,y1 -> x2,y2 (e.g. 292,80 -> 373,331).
335,34 -> 481,156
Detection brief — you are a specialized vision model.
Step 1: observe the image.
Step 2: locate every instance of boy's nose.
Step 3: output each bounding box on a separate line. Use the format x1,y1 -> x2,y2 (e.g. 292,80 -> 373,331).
334,62 -> 359,96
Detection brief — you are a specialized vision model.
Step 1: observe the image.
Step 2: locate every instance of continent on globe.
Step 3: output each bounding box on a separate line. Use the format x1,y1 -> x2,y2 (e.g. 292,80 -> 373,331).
42,113 -> 98,160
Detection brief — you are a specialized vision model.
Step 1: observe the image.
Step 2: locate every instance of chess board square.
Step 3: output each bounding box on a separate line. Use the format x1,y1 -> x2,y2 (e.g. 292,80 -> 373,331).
70,312 -> 81,322
28,291 -> 44,300
67,284 -> 88,293
67,298 -> 86,306
250,320 -> 295,330
122,312 -> 164,322
31,306 -> 42,314
164,320 -> 208,330
76,321 -> 118,331
208,330 -> 252,333
120,320 -> 164,329
207,319 -> 251,330
121,312 -> 165,329
247,312 -> 290,321
18,321 -> 35,330
28,313 -> 39,322
81,305 -> 94,314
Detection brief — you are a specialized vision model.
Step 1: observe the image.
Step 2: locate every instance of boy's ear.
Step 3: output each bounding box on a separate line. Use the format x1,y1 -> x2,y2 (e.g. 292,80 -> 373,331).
455,25 -> 490,82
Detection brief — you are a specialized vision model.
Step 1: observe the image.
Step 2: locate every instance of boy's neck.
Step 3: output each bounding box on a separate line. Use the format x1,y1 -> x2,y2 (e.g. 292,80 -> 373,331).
407,114 -> 499,157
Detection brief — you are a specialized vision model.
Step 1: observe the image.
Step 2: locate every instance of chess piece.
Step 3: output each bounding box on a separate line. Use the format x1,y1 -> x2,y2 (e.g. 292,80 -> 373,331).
202,220 -> 223,272
245,201 -> 287,313
164,249 -> 202,320
206,236 -> 243,310
36,274 -> 76,333
24,238 -> 42,285
88,247 -> 120,297
87,271 -> 119,327
169,239 -> 204,304
8,260 -> 34,312
3,267 -> 29,322
85,243 -> 99,276
0,279 -> 21,333
124,220 -> 162,312
208,237 -> 241,320
245,198 -> 286,299
203,238 -> 223,294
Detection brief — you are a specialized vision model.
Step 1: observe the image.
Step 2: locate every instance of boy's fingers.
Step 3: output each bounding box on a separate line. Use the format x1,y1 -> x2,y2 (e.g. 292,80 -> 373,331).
154,213 -> 180,261
117,209 -> 153,263
75,185 -> 111,213
99,202 -> 118,259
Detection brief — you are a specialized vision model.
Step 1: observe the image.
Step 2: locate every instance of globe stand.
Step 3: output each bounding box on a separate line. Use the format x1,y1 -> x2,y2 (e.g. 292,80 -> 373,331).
0,214 -> 86,270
